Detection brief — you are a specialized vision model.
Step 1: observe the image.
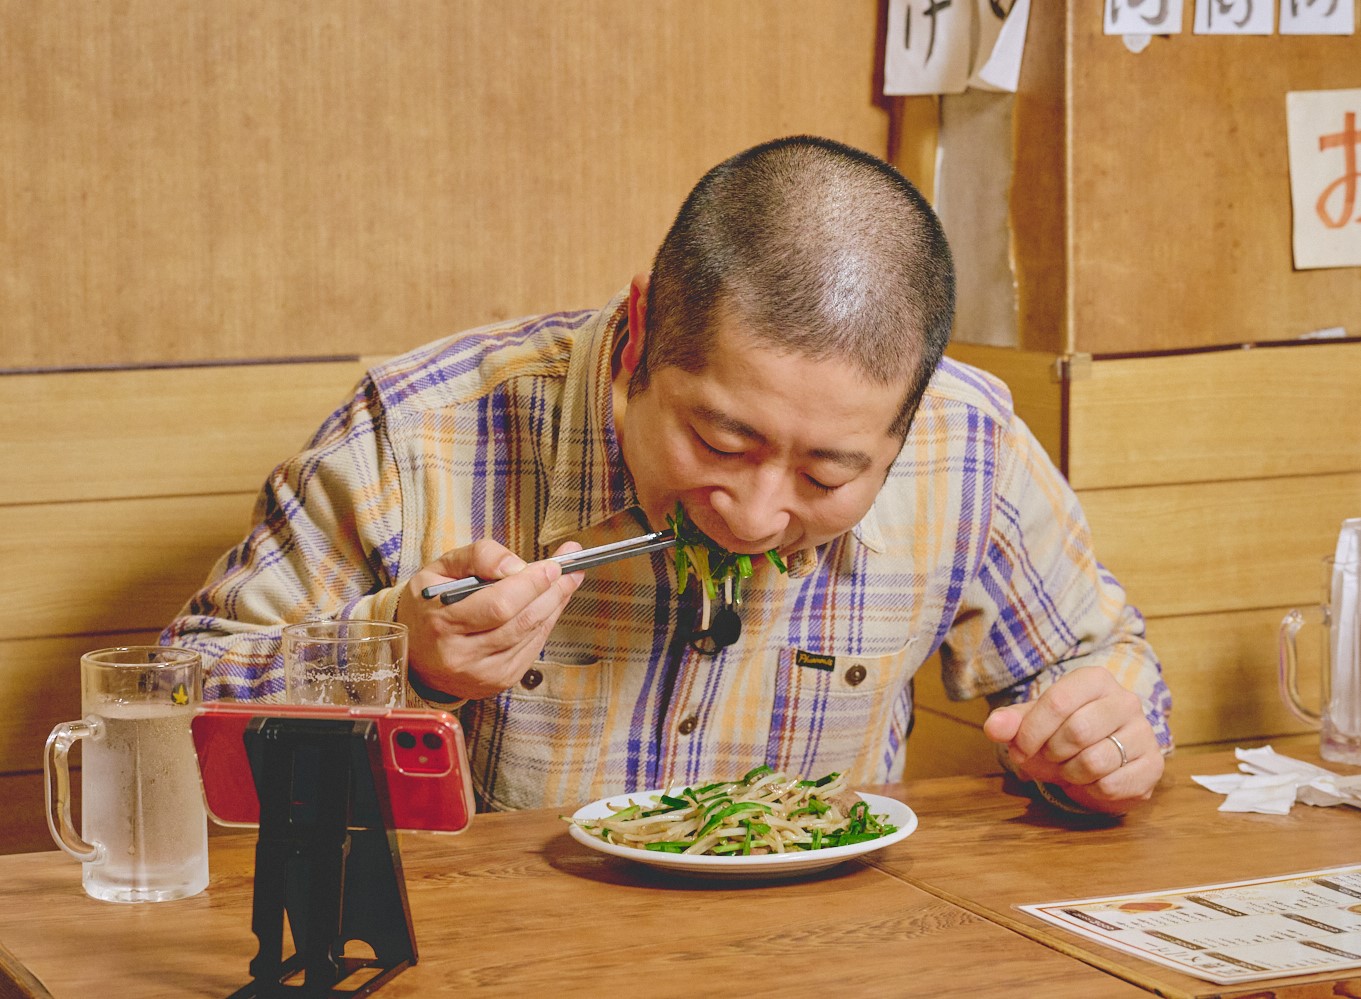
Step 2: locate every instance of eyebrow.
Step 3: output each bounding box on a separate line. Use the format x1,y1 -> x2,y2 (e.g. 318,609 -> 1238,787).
693,405 -> 875,474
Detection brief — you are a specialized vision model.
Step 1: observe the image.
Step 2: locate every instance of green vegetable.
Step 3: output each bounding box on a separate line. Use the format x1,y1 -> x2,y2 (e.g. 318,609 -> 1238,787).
666,502 -> 788,601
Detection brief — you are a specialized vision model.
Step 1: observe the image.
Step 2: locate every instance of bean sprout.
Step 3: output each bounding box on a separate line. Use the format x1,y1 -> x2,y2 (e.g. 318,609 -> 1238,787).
565,766 -> 897,856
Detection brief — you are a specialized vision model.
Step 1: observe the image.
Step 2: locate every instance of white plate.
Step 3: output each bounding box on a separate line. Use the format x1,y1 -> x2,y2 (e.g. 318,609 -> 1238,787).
567,790 -> 917,880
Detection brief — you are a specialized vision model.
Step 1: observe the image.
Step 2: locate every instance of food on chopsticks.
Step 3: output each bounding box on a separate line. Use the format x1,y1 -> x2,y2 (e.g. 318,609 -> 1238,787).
564,766 -> 897,857
665,503 -> 788,630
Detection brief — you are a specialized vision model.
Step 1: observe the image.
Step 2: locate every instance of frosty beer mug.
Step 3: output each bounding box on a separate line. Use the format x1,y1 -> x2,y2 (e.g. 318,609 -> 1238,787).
44,646 -> 210,902
1279,556 -> 1361,765
282,620 -> 408,707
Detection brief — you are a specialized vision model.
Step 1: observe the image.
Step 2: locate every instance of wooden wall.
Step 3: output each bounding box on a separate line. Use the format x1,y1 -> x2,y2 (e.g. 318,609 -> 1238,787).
1,0 -> 891,370
1012,3 -> 1361,355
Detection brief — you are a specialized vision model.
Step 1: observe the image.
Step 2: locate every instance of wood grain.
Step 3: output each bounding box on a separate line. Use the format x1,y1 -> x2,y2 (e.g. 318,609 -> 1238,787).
1010,6 -> 1361,354
945,343 -> 1063,467
1067,342 -> 1361,491
0,361 -> 369,505
0,632 -> 158,777
873,739 -> 1361,998
0,494 -> 254,642
1078,473 -> 1361,619
0,0 -> 890,370
1146,606 -> 1322,747
0,811 -> 1149,997
1008,0 -> 1068,356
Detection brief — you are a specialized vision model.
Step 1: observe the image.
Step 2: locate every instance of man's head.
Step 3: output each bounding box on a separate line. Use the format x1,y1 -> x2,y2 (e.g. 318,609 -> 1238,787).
632,134 -> 954,438
614,136 -> 955,556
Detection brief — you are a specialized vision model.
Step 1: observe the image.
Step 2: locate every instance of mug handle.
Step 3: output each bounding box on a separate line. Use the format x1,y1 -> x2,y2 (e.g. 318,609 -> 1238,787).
1278,608 -> 1322,727
44,720 -> 104,863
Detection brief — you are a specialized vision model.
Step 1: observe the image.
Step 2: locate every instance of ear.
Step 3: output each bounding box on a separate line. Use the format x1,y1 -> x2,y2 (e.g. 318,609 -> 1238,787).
621,272 -> 650,376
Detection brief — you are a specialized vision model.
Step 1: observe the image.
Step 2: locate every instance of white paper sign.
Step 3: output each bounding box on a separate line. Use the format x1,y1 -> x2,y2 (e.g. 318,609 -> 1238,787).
884,0 -> 973,96
1286,89 -> 1361,269
1105,0 -> 1187,34
1280,0 -> 1356,34
1194,0 -> 1276,34
970,0 -> 1031,93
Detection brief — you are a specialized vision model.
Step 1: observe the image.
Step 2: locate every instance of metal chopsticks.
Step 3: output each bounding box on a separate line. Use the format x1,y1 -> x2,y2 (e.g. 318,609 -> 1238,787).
419,530 -> 677,605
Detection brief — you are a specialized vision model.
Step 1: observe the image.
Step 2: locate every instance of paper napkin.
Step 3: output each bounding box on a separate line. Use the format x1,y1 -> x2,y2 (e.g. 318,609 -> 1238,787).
1191,746 -> 1361,815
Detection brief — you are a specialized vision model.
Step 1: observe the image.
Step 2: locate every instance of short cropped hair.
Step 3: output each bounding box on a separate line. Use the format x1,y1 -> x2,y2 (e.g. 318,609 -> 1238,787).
635,135 -> 955,439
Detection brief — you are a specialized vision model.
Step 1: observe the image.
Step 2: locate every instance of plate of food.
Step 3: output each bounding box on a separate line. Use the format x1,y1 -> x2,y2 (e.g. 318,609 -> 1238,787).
564,766 -> 916,879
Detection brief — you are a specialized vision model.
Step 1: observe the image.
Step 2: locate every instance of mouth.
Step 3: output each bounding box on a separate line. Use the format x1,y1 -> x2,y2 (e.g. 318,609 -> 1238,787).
670,503 -> 788,557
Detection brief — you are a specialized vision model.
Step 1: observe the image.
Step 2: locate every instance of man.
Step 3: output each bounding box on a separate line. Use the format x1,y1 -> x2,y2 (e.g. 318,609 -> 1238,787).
163,136 -> 1172,816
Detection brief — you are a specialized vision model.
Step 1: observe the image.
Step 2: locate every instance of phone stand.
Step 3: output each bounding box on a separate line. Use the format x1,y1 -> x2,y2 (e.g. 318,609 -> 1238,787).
228,717 -> 417,998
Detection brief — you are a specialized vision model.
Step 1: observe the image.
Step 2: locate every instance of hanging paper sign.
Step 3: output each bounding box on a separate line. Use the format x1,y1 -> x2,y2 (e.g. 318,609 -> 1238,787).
1286,89 -> 1361,269
1280,0 -> 1356,34
884,0 -> 973,95
969,0 -> 1031,93
1193,0 -> 1276,34
1104,0 -> 1186,34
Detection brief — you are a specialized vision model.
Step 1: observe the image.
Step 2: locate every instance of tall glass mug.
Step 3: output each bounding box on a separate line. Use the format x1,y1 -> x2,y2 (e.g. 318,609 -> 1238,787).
282,620 -> 408,707
1280,556 -> 1361,765
44,646 -> 210,902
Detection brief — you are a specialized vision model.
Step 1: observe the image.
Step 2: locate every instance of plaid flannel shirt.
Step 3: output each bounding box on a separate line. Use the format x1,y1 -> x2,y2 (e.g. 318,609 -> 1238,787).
163,291 -> 1173,810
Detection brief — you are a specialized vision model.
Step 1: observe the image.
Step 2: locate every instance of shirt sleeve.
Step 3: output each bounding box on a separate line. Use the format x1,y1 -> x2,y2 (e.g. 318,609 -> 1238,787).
158,375 -> 408,702
938,410 -> 1174,752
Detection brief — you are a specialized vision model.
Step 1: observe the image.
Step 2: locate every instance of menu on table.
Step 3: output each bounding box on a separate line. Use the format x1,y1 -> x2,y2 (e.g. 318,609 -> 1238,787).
1018,864 -> 1361,985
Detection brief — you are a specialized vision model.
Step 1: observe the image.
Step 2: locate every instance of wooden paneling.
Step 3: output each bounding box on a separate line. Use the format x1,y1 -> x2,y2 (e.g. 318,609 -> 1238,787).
1145,607 -> 1321,747
889,96 -> 940,200
906,652 -> 996,779
0,632 -> 155,780
1068,342 -> 1361,491
1079,473 -> 1361,619
903,708 -> 999,780
0,0 -> 890,370
945,343 -> 1062,467
0,360 -> 369,505
1008,0 -> 1068,356
1065,8 -> 1361,353
1,494 -> 254,642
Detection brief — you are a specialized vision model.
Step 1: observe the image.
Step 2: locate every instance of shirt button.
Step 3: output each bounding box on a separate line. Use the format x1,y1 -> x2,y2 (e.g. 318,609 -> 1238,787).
677,714 -> 699,735
520,668 -> 544,690
845,664 -> 867,687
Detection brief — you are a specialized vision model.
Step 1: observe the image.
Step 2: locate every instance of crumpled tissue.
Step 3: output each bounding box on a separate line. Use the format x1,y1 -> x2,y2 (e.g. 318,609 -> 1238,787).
1192,746 -> 1361,815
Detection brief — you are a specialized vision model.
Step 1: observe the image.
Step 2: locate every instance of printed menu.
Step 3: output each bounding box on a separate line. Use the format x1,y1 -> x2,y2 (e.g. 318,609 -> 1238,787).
1019,864 -> 1361,985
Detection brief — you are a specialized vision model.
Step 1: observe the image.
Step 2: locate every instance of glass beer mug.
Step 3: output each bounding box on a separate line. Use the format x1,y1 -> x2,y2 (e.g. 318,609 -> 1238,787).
44,647 -> 210,902
1279,556 -> 1361,765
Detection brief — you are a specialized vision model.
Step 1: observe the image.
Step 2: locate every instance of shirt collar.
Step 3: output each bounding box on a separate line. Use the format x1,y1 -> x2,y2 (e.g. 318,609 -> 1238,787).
538,290 -> 638,548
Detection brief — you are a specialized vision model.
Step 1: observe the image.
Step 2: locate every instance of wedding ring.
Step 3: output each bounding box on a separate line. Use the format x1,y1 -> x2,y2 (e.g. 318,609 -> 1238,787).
1107,733 -> 1129,768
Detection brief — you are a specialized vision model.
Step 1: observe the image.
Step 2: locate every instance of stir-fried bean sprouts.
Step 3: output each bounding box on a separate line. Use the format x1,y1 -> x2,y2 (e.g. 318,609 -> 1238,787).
565,766 -> 898,857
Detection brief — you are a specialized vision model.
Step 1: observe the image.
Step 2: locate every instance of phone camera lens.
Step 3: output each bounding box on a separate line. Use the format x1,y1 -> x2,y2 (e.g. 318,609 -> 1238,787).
395,731 -> 417,749
422,732 -> 443,751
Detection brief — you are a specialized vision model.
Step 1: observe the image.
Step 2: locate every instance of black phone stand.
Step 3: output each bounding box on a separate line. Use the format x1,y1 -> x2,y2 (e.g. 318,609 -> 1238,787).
227,717 -> 417,998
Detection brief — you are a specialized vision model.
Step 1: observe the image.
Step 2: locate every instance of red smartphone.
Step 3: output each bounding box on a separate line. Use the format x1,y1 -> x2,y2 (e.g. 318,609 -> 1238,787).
192,702 -> 475,834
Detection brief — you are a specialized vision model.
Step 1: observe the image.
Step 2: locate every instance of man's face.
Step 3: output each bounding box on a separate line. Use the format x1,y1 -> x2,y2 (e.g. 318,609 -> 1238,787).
616,309 -> 909,557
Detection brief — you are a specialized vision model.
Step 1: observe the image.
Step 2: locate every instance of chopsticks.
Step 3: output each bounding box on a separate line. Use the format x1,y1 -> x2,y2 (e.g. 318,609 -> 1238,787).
419,530 -> 677,605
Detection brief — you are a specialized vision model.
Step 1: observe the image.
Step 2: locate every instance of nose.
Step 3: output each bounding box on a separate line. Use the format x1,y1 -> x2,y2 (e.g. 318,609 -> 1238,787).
709,467 -> 791,548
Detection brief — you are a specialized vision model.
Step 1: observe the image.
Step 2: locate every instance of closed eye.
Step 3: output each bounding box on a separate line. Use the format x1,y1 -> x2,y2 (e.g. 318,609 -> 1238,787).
805,475 -> 839,495
694,431 -> 741,459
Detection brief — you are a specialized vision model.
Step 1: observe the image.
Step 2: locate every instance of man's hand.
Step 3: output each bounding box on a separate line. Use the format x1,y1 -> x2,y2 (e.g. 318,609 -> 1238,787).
982,666 -> 1163,815
395,539 -> 584,701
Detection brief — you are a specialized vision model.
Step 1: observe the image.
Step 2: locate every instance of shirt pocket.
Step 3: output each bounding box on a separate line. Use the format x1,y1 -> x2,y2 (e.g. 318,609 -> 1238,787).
764,639 -> 920,786
466,657 -> 614,812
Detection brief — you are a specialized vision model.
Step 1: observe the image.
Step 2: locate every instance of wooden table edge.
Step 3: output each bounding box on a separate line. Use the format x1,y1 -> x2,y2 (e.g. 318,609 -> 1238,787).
0,938 -> 52,999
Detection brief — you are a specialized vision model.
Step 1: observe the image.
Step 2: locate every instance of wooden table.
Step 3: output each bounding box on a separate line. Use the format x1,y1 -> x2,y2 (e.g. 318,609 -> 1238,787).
870,736 -> 1361,999
0,813 -> 1143,998
0,737 -> 1354,998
